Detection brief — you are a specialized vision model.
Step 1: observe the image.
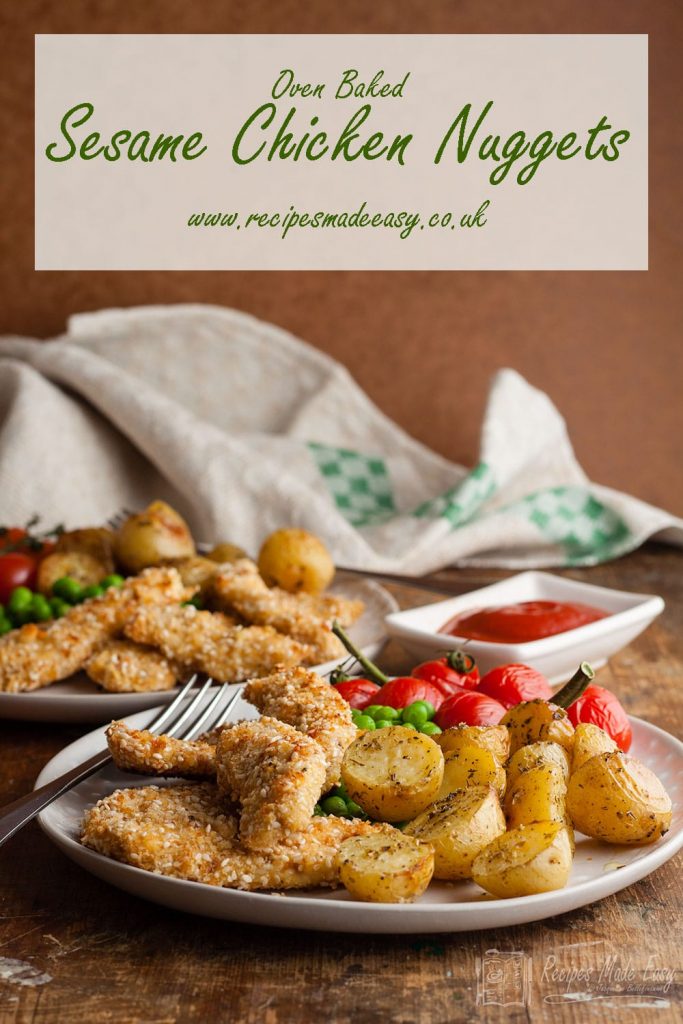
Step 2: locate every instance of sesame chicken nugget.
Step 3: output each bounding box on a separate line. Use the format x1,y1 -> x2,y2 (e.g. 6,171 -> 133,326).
124,604 -> 312,682
81,783 -> 390,890
212,559 -> 345,663
244,668 -> 357,790
106,721 -> 216,779
0,567 -> 188,694
86,640 -> 181,693
215,717 -> 327,851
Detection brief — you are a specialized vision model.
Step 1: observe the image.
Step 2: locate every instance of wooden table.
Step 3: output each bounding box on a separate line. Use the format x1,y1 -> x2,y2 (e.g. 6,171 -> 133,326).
0,545 -> 681,1023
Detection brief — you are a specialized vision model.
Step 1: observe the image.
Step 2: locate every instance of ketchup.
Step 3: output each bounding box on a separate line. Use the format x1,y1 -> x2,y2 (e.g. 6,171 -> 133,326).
440,600 -> 608,644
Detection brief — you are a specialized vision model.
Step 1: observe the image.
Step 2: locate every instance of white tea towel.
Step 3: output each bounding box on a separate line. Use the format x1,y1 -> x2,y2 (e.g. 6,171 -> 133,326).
0,304 -> 680,572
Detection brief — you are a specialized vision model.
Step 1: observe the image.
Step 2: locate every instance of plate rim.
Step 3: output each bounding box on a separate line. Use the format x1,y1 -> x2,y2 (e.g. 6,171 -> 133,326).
35,713 -> 683,930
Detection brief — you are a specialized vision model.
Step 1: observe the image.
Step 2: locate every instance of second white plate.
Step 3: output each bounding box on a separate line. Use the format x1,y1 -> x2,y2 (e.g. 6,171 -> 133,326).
0,580 -> 397,723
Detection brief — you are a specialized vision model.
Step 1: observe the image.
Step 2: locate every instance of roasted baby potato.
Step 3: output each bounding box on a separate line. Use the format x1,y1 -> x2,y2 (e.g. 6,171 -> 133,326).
341,727 -> 444,823
207,542 -> 249,564
404,786 -> 506,880
115,501 -> 195,573
166,556 -> 218,597
472,822 -> 574,898
55,528 -> 116,573
36,551 -> 107,595
571,723 -> 617,773
338,831 -> 435,903
257,528 -> 334,594
438,745 -> 506,801
501,700 -> 575,756
504,763 -> 571,835
506,741 -> 571,788
567,752 -> 672,845
436,724 -> 510,765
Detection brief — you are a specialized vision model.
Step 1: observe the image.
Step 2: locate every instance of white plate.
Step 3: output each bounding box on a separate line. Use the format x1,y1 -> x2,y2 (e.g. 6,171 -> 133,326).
0,581 -> 397,723
36,708 -> 683,934
385,571 -> 664,683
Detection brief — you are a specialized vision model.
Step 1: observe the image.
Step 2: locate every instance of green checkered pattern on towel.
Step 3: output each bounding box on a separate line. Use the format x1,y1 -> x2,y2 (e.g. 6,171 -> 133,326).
308,442 -> 396,527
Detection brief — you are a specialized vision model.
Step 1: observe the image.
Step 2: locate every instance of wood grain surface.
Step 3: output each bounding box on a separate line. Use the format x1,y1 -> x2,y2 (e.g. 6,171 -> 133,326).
2,0 -> 683,514
0,544 -> 680,1023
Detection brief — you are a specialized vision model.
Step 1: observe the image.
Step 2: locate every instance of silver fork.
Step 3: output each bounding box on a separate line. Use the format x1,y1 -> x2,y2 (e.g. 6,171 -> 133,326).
0,675 -> 242,848
107,509 -> 467,597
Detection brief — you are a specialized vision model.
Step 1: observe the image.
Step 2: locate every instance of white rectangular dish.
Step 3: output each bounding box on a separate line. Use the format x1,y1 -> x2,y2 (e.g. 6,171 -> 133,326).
385,571 -> 664,684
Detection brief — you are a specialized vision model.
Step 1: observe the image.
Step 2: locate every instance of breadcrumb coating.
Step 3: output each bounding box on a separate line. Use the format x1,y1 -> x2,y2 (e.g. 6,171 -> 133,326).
124,604 -> 312,682
106,721 -> 216,779
86,640 -> 180,693
0,567 -> 188,693
215,717 -> 327,851
212,559 -> 345,662
244,668 -> 357,790
81,783 -> 388,890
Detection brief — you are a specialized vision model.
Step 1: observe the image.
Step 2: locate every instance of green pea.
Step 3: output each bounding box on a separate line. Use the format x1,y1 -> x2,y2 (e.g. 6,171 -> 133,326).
100,573 -> 125,589
52,577 -> 84,604
333,781 -> 348,799
374,719 -> 394,729
0,615 -> 12,635
364,705 -> 384,719
80,584 -> 104,601
401,722 -> 417,730
419,722 -> 442,736
354,714 -> 376,731
377,705 -> 401,721
8,587 -> 33,615
313,803 -> 324,816
346,801 -> 365,818
30,594 -> 52,622
49,597 -> 70,618
320,796 -> 349,817
402,702 -> 431,728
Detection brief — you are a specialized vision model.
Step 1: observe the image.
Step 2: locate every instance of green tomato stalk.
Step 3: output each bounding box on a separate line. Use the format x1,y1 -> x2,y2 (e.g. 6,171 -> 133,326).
553,662 -> 595,709
331,620 -> 390,685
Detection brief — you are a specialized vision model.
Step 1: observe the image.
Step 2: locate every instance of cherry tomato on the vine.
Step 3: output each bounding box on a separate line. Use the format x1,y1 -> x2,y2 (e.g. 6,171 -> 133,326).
377,677 -> 446,711
567,684 -> 632,752
477,663 -> 553,709
412,651 -> 480,696
435,689 -> 506,728
0,553 -> 38,605
333,678 -> 381,710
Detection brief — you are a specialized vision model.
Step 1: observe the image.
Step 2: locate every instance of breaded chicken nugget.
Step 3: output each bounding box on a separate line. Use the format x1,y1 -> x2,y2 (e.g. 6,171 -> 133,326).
244,668 -> 357,790
124,604 -> 312,682
106,721 -> 216,779
86,640 -> 180,693
81,783 -> 389,890
212,559 -> 344,663
215,717 -> 327,850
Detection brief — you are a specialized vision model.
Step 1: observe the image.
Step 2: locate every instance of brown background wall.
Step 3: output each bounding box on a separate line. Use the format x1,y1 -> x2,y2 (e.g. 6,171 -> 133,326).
2,1 -> 682,513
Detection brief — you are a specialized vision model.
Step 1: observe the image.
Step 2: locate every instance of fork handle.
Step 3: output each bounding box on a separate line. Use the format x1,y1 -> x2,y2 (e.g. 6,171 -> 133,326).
0,749 -> 111,848
335,565 -> 468,596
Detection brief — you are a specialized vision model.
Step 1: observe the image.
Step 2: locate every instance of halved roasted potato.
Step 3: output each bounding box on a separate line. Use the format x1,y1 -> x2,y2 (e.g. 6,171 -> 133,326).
501,700 -> 575,756
571,723 -> 617,773
115,501 -> 195,573
472,822 -> 574,898
338,831 -> 435,903
504,763 -> 571,833
436,724 -> 510,765
567,752 -> 672,845
404,786 -> 506,880
438,745 -> 506,801
36,551 -> 108,595
341,728 -> 444,823
506,741 -> 571,788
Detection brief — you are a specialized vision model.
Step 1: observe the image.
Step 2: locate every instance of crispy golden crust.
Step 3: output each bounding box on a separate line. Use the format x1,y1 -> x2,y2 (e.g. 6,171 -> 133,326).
81,783 -> 387,890
106,721 -> 216,779
293,591 -> 365,629
244,668 -> 357,790
86,640 -> 181,693
0,567 -> 188,694
212,559 -> 344,663
124,604 -> 312,682
215,717 -> 327,851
